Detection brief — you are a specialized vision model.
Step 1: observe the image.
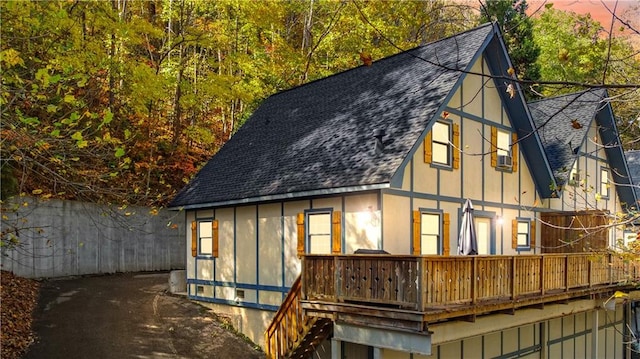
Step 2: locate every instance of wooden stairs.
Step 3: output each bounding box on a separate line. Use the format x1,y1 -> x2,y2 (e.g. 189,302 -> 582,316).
265,276 -> 333,359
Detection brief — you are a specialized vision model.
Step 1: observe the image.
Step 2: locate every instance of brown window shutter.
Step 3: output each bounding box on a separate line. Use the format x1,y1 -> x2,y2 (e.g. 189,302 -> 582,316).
453,123 -> 460,169
530,220 -> 536,248
511,132 -> 518,172
442,213 -> 450,256
297,213 -> 305,256
424,132 -> 432,164
191,221 -> 197,257
212,220 -> 219,258
512,219 -> 518,249
491,126 -> 497,167
332,211 -> 342,254
412,211 -> 421,255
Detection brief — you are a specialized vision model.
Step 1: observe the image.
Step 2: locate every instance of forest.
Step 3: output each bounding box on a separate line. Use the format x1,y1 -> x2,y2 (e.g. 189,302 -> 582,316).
2,0 -> 639,207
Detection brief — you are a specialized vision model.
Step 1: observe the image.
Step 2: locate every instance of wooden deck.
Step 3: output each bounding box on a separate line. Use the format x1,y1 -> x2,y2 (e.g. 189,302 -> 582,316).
264,253 -> 640,358
301,253 -> 640,330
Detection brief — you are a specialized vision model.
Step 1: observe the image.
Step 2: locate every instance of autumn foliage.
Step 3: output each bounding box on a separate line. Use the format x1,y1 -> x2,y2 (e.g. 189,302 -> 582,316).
1,0 -> 474,206
0,271 -> 39,359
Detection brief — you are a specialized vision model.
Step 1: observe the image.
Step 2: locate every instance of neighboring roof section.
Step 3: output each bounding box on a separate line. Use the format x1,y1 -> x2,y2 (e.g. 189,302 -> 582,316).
170,23 -> 496,209
529,89 -> 637,209
625,150 -> 640,202
528,89 -> 606,184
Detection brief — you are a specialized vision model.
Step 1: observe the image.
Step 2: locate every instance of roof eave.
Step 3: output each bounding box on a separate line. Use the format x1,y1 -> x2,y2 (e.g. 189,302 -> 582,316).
596,100 -> 639,211
167,183 -> 390,211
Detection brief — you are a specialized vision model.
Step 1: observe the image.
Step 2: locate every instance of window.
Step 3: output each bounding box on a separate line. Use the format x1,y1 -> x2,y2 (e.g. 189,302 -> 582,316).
516,221 -> 529,247
512,218 -> 535,250
307,212 -> 332,254
198,221 -> 213,255
569,169 -> 581,186
420,213 -> 441,254
431,122 -> 451,166
496,130 -> 511,156
491,127 -> 518,172
600,168 -> 610,198
191,220 -> 218,257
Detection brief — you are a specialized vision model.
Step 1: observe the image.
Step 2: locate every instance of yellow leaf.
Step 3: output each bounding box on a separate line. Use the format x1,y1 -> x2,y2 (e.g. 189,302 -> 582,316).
613,291 -> 628,298
32,189 -> 43,195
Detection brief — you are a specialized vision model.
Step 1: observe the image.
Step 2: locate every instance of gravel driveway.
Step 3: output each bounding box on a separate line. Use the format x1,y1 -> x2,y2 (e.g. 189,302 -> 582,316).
23,272 -> 265,359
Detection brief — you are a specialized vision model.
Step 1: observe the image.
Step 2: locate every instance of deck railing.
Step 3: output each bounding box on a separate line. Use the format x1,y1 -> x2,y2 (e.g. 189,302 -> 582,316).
302,253 -> 640,312
265,276 -> 306,358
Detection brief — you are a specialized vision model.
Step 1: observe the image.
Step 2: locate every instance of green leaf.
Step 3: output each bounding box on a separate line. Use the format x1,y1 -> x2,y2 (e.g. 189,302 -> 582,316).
71,131 -> 83,141
63,94 -> 75,103
115,147 -> 125,158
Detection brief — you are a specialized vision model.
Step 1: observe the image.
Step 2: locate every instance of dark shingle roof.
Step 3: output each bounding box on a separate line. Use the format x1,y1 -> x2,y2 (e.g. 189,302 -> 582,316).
529,89 -> 637,209
170,23 -> 496,208
625,150 -> 640,199
528,89 -> 607,183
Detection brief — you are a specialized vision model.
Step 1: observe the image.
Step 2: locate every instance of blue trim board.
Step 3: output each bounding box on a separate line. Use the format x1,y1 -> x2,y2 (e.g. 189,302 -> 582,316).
188,294 -> 279,312
187,278 -> 290,293
444,107 -> 512,131
280,203 -> 285,301
255,205 -> 260,304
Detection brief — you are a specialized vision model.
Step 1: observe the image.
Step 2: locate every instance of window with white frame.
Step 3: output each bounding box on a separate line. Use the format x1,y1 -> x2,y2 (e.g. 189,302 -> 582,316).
421,212 -> 441,254
600,168 -> 610,198
307,212 -> 332,254
497,130 -> 511,156
516,220 -> 530,248
199,221 -> 213,255
432,122 -> 451,166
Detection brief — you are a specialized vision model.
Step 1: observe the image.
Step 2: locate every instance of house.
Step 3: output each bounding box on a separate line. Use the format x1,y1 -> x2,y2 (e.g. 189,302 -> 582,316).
169,23 -> 640,358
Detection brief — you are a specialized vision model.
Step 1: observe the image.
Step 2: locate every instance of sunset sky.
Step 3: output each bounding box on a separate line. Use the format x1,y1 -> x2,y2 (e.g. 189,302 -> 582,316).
526,0 -> 637,30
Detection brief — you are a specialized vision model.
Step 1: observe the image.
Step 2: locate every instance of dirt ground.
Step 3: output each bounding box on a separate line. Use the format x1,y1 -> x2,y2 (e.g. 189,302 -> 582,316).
22,272 -> 265,359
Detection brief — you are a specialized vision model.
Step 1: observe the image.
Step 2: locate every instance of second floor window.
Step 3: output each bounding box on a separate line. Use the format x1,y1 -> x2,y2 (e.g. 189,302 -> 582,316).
496,130 -> 511,156
600,168 -> 610,198
432,121 -> 451,166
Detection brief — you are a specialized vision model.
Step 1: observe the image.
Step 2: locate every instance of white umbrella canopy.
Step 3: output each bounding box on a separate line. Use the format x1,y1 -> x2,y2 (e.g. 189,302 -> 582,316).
458,199 -> 478,255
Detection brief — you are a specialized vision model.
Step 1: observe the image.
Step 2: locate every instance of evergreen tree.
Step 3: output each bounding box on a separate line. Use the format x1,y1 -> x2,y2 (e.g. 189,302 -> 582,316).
480,0 -> 541,99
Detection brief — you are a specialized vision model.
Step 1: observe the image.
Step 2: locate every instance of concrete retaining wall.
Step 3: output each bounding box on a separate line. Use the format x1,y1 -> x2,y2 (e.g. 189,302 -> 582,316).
1,197 -> 185,278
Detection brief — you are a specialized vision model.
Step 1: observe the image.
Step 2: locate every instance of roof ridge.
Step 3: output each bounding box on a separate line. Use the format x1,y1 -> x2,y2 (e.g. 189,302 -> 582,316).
527,88 -> 606,105
267,22 -> 495,100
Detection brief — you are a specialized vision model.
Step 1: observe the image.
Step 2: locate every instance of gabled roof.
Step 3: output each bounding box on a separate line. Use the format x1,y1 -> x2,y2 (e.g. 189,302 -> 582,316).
529,89 -> 637,209
625,150 -> 640,201
529,89 -> 606,183
170,23 -> 498,209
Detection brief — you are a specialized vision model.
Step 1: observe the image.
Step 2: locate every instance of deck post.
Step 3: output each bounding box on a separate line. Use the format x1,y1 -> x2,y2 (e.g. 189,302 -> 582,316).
588,256 -> 593,288
564,255 -> 569,292
331,338 -> 342,359
419,257 -> 428,311
334,255 -> 339,301
591,309 -> 599,359
471,256 -> 477,304
511,256 -> 516,300
540,256 -> 545,296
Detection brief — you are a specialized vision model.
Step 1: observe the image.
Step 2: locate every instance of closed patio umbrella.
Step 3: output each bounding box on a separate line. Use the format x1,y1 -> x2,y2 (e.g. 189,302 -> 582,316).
458,199 -> 478,255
